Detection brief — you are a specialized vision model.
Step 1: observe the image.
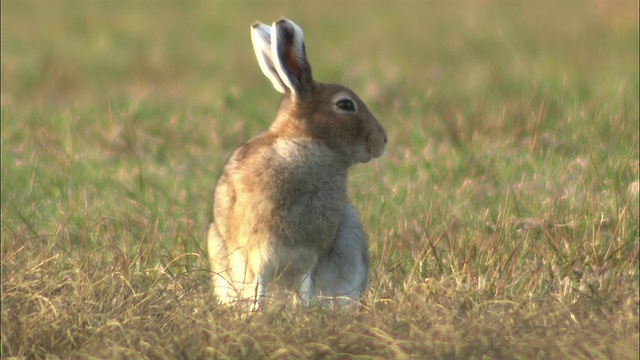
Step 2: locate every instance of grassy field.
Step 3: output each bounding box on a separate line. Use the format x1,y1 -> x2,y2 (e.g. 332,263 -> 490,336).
2,1 -> 638,358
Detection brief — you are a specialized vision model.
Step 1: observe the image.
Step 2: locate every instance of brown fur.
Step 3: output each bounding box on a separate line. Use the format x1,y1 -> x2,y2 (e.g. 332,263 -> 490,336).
207,19 -> 386,309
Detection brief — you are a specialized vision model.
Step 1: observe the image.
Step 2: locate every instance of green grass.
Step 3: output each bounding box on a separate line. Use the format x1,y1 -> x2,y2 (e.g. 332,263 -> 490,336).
2,1 -> 638,358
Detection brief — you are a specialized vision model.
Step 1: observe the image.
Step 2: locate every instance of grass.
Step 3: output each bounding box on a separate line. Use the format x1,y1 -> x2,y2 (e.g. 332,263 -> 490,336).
2,0 -> 638,358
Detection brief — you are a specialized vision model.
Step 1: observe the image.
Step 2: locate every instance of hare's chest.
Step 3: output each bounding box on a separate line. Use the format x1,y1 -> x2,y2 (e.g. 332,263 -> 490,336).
263,141 -> 347,246
269,141 -> 346,204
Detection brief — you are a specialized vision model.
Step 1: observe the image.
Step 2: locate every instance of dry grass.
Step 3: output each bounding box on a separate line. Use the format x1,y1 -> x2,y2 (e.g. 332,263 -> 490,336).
2,1 -> 638,359
3,245 -> 637,359
3,239 -> 636,359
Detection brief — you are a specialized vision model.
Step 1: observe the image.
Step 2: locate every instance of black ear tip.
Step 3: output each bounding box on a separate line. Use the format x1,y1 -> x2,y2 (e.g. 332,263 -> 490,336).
275,18 -> 298,33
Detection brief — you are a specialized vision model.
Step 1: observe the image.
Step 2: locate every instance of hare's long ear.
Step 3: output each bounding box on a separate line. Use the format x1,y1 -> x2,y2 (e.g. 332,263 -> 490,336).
251,22 -> 286,93
272,19 -> 314,99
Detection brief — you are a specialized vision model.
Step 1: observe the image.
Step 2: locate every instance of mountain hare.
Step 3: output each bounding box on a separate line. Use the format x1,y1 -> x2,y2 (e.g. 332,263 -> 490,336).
207,18 -> 386,310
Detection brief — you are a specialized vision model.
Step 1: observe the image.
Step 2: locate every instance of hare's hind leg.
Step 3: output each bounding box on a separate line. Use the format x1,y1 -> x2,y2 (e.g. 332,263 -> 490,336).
207,224 -> 237,304
209,223 -> 263,309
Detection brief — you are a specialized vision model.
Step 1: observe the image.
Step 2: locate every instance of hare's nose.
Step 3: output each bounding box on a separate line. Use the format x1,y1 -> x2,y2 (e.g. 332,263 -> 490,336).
384,133 -> 388,144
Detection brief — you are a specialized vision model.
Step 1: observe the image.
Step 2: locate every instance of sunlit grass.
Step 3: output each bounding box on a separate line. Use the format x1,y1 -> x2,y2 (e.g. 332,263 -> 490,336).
2,1 -> 638,358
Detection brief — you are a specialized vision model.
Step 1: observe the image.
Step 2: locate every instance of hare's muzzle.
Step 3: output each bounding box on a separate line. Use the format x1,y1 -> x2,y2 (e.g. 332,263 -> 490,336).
369,119 -> 387,159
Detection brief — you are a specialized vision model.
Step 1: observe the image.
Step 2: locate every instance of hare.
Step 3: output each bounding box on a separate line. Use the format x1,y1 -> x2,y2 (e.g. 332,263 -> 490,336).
207,18 -> 386,310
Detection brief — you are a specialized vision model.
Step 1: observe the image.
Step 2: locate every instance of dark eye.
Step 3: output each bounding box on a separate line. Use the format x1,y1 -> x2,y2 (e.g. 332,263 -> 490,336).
336,98 -> 356,112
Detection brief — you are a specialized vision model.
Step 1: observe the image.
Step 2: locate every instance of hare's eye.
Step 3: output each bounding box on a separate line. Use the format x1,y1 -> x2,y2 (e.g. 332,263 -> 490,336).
335,98 -> 356,112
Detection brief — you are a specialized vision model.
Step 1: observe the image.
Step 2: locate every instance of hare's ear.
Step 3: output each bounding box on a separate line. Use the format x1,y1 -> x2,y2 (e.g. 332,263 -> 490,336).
272,19 -> 314,99
251,22 -> 287,93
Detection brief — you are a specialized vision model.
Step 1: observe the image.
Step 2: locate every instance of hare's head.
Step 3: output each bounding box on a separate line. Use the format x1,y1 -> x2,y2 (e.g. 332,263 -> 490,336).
251,19 -> 387,164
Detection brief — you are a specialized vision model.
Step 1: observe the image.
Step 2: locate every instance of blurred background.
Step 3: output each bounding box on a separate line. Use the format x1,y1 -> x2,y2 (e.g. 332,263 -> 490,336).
2,0 -> 638,259
3,1 -> 637,109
